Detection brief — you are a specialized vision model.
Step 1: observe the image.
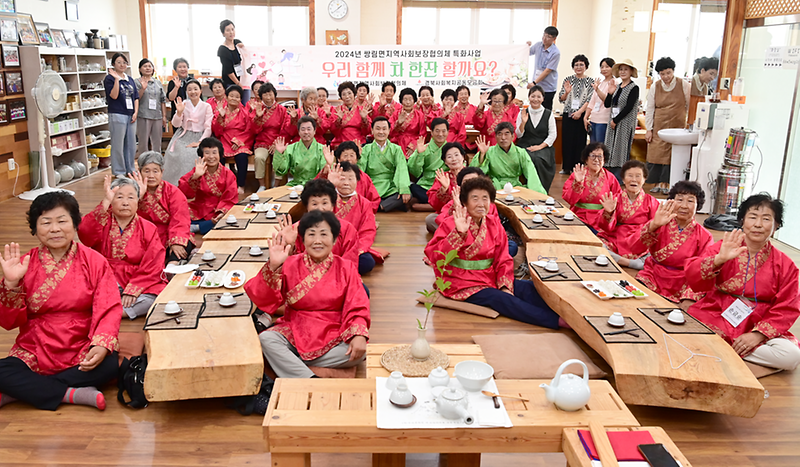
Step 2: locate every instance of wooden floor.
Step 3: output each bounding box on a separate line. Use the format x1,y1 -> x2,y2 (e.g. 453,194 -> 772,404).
0,170 -> 799,466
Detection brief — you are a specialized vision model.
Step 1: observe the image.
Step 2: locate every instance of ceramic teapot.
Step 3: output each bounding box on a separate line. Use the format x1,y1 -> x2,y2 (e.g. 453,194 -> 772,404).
539,359 -> 591,412
434,387 -> 474,424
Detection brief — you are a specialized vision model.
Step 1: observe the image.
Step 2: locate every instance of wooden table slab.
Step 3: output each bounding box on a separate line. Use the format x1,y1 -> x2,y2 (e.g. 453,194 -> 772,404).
263,378 -> 639,466
496,187 -> 603,247
366,343 -> 485,378
203,186 -> 305,241
562,426 -> 693,467
525,243 -> 764,418
143,240 -> 265,401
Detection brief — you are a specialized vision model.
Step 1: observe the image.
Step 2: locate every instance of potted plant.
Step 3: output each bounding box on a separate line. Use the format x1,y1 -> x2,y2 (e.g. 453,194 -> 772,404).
412,249 -> 458,361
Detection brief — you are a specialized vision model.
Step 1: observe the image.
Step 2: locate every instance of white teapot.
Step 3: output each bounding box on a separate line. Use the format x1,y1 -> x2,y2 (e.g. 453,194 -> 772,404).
434,387 -> 474,424
539,359 -> 591,412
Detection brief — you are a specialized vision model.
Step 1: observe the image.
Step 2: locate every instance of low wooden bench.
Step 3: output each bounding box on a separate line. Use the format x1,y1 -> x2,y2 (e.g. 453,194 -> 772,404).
562,426 -> 693,467
262,378 -> 639,466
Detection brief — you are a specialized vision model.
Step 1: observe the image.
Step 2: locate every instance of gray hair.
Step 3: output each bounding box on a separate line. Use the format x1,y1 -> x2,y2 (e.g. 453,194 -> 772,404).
173,57 -> 190,71
111,176 -> 140,199
299,86 -> 317,102
138,151 -> 164,170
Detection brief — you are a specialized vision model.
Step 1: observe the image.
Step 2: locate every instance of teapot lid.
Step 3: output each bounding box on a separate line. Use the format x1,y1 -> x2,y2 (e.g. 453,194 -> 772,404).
430,366 -> 447,377
441,387 -> 465,401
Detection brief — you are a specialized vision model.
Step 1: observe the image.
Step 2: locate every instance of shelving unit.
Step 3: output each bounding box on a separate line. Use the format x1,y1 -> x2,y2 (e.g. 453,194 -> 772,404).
20,47 -> 130,187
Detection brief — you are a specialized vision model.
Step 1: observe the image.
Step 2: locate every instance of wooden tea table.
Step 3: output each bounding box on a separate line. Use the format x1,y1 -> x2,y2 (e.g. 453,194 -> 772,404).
263,378 -> 639,467
203,186 -> 305,241
562,426 -> 693,467
525,242 -> 764,417
143,240 -> 265,401
495,187 -> 603,247
365,343 -> 486,378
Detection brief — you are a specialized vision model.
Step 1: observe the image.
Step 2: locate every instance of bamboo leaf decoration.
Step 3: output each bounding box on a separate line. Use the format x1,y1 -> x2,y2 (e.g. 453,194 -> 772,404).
416,249 -> 459,329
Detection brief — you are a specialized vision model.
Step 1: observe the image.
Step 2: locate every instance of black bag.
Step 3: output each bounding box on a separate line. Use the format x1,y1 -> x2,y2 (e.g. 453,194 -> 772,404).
704,214 -> 740,232
117,355 -> 149,409
227,374 -> 274,415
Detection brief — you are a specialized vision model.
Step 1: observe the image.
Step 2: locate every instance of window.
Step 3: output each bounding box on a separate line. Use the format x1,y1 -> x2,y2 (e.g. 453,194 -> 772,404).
402,7 -> 550,46
148,4 -> 309,76
651,3 -> 726,78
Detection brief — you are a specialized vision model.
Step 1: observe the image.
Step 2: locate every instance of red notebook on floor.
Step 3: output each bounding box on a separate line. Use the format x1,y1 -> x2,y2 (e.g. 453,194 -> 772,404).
577,429 -> 655,461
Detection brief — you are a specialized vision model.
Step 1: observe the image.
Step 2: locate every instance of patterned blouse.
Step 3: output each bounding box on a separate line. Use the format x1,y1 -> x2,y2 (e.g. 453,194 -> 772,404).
559,75 -> 595,116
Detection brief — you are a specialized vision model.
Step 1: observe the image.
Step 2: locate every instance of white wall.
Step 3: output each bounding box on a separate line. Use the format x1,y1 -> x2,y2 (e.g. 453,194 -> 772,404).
315,0 -> 361,45
16,0 -> 143,65
607,0 -> 653,91
361,0 -> 396,45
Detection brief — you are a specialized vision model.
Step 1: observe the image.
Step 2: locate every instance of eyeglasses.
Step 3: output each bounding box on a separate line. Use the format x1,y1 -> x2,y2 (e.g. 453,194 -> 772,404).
587,154 -> 603,160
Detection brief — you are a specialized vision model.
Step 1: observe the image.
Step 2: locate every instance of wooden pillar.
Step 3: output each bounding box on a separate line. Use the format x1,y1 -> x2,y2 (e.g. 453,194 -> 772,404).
138,0 -> 148,57
719,0 -> 747,97
309,0 -> 316,45
396,0 -> 403,45
552,0 -> 559,26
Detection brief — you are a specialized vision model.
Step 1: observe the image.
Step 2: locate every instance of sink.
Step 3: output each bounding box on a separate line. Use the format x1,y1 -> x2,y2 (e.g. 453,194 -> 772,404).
656,129 -> 701,186
658,128 -> 700,145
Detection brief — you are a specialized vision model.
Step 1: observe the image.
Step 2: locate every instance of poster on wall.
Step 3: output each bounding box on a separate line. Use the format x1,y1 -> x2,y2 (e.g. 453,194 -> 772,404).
241,44 -> 530,94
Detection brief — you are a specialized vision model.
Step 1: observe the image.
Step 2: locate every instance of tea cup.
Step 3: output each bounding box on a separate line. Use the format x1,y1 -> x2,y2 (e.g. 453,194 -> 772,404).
607,312 -> 625,327
249,193 -> 260,202
595,255 -> 609,266
164,300 -> 181,315
389,381 -> 414,405
667,309 -> 685,324
266,210 -> 277,219
289,191 -> 299,199
532,214 -> 544,223
201,250 -> 216,261
385,371 -> 405,390
226,214 -> 237,224
545,197 -> 555,205
219,292 -> 236,307
564,212 -> 575,221
544,260 -> 559,272
249,245 -> 263,256
505,194 -> 515,202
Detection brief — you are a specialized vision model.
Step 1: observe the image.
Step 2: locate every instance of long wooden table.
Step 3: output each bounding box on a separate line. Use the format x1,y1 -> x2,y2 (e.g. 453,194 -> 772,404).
511,211 -> 764,417
143,239 -> 265,401
263,378 -> 639,467
494,187 -> 604,247
203,186 -> 305,241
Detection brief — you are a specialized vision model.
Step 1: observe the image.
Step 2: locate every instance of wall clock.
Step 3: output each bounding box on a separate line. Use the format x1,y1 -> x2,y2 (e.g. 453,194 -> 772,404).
328,0 -> 348,20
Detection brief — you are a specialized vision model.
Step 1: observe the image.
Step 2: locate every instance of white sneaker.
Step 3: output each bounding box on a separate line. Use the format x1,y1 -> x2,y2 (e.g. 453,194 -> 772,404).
257,186 -> 266,193
238,187 -> 245,195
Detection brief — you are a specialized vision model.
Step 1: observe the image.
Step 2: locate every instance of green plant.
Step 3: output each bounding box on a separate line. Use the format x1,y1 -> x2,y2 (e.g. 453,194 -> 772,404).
417,249 -> 459,329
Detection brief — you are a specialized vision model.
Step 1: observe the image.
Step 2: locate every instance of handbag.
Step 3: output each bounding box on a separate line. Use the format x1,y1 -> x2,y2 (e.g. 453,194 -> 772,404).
117,355 -> 149,409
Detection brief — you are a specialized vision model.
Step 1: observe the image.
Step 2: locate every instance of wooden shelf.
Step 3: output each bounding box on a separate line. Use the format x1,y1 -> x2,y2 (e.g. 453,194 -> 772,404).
20,44 -> 128,191
49,127 -> 83,136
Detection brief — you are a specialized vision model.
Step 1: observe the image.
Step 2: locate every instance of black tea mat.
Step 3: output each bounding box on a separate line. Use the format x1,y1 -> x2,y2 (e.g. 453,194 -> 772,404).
231,246 -> 271,262
529,262 -> 582,281
213,218 -> 251,230
520,218 -> 559,230
585,316 -> 656,344
638,308 -> 714,334
188,253 -> 230,271
144,303 -> 203,331
201,293 -> 254,318
571,255 -> 622,273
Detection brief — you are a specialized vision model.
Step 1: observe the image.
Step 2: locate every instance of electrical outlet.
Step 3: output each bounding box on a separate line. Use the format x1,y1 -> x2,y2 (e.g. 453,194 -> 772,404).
721,78 -> 731,90
8,158 -> 15,171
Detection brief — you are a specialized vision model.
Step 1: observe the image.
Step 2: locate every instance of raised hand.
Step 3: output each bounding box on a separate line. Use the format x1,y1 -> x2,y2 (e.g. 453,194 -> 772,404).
268,232 -> 292,271
322,144 -> 335,166
453,202 -> 470,234
193,158 -> 208,179
308,104 -> 319,120
479,92 -> 489,108
475,135 -> 489,155
379,92 -> 388,106
359,105 -> 370,120
129,170 -> 147,199
287,106 -> 298,119
367,92 -> 375,104
327,163 -> 343,188
416,135 -> 427,154
255,101 -> 266,118
278,213 -> 298,246
172,75 -> 181,88
442,100 -> 453,117
101,174 -> 119,209
715,229 -> 747,266
573,164 -> 588,183
217,104 -> 227,118
273,136 -> 287,154
397,110 -> 409,126
452,186 -> 462,208
600,192 -> 617,213
174,97 -> 186,115
435,168 -> 450,192
0,242 -> 30,287
563,80 -> 573,96
652,200 -> 678,229
521,108 -> 529,126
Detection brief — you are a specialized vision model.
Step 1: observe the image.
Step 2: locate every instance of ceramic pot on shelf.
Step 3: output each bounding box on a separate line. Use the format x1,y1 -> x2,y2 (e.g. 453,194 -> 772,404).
410,327 -> 431,361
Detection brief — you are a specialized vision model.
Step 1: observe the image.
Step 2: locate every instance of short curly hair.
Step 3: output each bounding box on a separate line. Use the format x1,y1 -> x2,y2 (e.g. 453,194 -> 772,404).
301,179 -> 337,206
337,81 -> 356,97
441,142 -> 465,162
737,193 -> 784,229
459,176 -> 496,205
581,142 -> 609,164
668,180 -> 705,211
335,141 -> 361,161
27,191 -> 82,236
655,57 -> 676,72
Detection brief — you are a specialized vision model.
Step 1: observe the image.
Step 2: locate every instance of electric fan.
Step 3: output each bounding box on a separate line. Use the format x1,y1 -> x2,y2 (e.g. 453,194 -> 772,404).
19,70 -> 74,200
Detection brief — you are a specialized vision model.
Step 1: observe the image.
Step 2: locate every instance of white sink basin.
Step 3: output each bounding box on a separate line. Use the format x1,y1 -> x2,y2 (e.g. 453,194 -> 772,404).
658,128 -> 700,145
